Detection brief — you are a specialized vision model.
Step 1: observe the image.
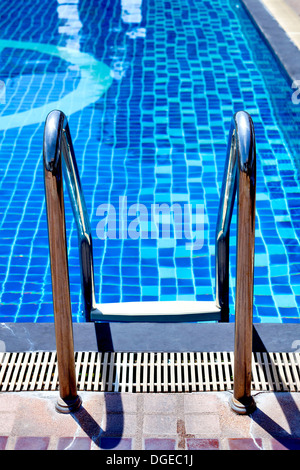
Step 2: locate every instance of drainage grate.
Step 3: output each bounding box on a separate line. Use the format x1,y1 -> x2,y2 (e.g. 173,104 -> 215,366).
0,351 -> 299,393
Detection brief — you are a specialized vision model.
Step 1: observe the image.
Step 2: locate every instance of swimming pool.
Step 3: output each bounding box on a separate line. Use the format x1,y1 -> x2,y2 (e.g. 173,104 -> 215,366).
0,0 -> 300,323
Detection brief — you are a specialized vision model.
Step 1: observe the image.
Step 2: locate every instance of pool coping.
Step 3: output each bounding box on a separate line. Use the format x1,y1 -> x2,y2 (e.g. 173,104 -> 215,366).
1,322 -> 300,353
240,0 -> 300,83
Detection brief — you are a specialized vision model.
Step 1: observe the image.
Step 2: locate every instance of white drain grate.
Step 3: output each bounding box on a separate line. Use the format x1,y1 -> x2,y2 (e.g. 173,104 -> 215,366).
0,351 -> 299,393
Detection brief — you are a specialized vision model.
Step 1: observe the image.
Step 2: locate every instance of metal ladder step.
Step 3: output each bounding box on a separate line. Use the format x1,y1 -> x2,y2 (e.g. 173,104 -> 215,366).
90,300 -> 221,322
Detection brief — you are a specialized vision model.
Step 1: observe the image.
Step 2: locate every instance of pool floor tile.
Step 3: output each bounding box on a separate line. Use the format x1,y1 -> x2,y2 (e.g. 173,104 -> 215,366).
98,438 -> 132,450
184,413 -> 221,436
144,438 -> 176,450
14,436 -> 50,450
0,436 -> 8,450
186,438 -> 220,450
143,415 -> 178,435
57,437 -> 92,450
143,394 -> 178,414
228,438 -> 263,450
184,394 -> 219,414
271,438 -> 300,450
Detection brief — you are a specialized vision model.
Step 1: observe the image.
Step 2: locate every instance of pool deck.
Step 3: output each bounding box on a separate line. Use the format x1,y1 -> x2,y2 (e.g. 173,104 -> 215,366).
0,391 -> 299,451
1,0 -> 300,452
1,322 -> 300,452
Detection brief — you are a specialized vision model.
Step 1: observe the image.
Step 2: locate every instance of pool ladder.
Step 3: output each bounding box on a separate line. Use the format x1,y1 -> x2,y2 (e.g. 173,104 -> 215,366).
43,109 -> 256,415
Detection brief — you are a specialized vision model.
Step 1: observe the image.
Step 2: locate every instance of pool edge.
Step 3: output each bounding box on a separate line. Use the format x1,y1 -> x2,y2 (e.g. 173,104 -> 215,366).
240,0 -> 300,83
1,322 -> 300,353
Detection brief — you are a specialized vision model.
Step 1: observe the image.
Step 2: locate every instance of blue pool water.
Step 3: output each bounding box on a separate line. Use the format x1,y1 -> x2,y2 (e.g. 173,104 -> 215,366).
0,0 -> 300,323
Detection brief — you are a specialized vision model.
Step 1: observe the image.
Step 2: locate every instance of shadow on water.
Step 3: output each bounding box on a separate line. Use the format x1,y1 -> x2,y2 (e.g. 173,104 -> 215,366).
94,322 -> 115,352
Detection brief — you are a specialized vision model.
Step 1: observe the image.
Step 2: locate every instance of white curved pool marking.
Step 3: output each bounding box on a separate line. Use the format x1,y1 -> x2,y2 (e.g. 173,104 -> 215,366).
0,39 -> 113,130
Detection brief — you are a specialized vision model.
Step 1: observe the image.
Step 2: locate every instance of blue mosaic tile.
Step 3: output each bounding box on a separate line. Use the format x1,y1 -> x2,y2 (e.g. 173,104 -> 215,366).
0,0 -> 299,323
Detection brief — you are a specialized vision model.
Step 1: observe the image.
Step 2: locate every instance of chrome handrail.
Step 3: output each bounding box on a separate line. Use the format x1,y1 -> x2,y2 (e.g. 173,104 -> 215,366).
215,110 -> 256,414
43,110 -> 96,321
43,109 -> 96,412
43,108 -> 256,414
